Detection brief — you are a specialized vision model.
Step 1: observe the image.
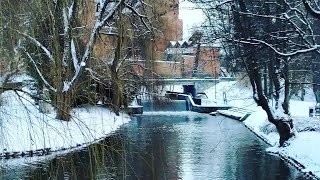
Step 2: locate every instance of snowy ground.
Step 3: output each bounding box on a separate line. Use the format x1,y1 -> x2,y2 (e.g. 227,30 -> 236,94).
205,80 -> 320,178
0,76 -> 130,166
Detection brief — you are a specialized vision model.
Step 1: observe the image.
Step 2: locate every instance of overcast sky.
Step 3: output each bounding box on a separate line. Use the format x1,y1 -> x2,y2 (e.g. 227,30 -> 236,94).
179,1 -> 205,40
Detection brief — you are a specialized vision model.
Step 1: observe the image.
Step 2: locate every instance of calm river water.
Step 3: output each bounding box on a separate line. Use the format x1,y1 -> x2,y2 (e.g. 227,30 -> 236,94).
1,109 -> 306,179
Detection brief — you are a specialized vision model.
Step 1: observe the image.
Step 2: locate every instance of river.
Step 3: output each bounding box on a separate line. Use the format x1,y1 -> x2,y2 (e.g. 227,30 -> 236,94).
1,110 -> 306,179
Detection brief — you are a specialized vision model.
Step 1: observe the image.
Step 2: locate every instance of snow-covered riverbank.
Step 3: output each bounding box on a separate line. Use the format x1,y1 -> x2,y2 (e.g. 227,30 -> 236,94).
0,89 -> 130,164
205,81 -> 320,179
244,107 -> 320,179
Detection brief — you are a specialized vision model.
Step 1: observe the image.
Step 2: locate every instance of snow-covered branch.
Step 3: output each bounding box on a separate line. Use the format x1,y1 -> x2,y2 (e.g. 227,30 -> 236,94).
62,8 -> 70,67
124,2 -> 151,32
238,12 -> 285,20
66,1 -> 123,92
284,1 -> 316,46
303,0 -> 320,19
71,39 -> 79,71
251,39 -> 320,56
99,1 -> 122,26
25,52 -> 57,92
68,2 -> 74,20
214,0 -> 233,8
18,31 -> 54,62
124,3 -> 147,18
116,53 -> 129,72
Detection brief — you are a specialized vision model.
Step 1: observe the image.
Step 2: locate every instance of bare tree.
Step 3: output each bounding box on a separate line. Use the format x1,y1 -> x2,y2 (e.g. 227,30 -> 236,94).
12,0 -> 152,120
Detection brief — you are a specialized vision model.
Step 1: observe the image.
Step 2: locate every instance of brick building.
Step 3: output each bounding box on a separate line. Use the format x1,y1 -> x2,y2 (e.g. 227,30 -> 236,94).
85,1 -> 219,79
152,41 -> 220,78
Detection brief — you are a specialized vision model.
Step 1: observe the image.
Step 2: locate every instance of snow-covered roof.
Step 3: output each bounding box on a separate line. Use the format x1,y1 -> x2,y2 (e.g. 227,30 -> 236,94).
181,41 -> 192,48
168,40 -> 193,48
168,41 -> 177,48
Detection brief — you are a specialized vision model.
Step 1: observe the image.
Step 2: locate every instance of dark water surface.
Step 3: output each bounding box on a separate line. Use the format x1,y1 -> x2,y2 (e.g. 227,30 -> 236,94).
1,111 -> 306,179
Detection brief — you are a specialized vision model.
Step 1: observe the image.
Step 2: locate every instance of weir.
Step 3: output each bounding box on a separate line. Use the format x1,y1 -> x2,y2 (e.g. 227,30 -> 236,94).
129,78 -> 236,114
141,100 -> 188,112
134,91 -> 232,114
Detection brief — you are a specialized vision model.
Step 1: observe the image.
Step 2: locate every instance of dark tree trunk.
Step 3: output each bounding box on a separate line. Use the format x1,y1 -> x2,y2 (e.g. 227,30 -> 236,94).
264,62 -> 268,96
110,8 -> 124,116
268,60 -> 274,99
110,67 -> 122,116
272,58 -> 281,109
313,61 -> 320,103
192,43 -> 201,78
55,91 -> 73,121
282,57 -> 290,114
181,58 -> 186,78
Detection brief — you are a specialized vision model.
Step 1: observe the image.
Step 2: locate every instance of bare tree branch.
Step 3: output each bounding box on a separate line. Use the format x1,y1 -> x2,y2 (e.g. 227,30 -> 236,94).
25,52 -> 57,92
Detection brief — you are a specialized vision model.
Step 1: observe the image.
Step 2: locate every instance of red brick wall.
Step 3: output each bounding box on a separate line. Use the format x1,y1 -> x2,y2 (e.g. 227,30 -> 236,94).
151,47 -> 221,78
153,61 -> 182,78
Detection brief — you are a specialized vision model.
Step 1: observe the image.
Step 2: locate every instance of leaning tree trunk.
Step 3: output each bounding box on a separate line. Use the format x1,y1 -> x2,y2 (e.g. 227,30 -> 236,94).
249,53 -> 293,146
257,92 -> 294,146
250,55 -> 293,146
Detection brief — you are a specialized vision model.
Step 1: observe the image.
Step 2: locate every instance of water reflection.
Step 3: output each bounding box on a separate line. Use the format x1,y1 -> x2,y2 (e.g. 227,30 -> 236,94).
1,113 -> 306,179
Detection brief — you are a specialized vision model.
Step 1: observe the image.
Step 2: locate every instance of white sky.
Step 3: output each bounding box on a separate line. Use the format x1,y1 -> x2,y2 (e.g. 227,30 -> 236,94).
179,1 -> 205,40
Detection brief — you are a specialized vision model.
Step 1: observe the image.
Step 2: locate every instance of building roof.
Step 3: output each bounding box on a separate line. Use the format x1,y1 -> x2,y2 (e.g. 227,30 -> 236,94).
167,40 -> 220,49
168,41 -> 177,48
167,40 -> 192,48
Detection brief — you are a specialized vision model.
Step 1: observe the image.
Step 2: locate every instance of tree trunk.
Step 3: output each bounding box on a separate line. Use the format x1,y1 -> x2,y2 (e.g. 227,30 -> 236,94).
181,57 -> 186,78
55,91 -> 73,121
143,36 -> 154,78
275,120 -> 293,146
268,60 -> 274,100
263,62 -> 268,96
313,61 -> 320,103
110,7 -> 124,116
192,43 -> 201,77
110,68 -> 122,116
273,58 -> 281,109
282,57 -> 290,114
253,67 -> 294,146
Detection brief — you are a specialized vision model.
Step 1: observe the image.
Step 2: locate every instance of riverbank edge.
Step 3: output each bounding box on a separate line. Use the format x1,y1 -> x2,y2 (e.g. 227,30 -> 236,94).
245,118 -> 319,179
244,123 -> 318,179
0,122 -> 132,168
218,111 -> 318,179
0,117 -> 131,163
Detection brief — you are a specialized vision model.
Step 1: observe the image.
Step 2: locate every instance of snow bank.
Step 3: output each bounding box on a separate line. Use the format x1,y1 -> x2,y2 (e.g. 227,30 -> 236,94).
205,81 -> 256,109
267,132 -> 320,177
208,80 -> 320,178
0,89 -> 130,161
242,102 -> 320,178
